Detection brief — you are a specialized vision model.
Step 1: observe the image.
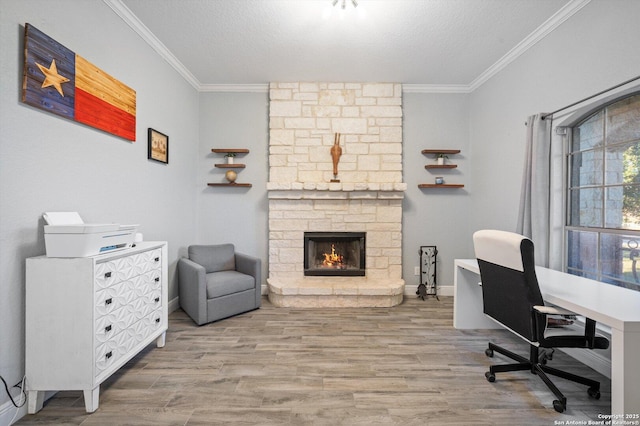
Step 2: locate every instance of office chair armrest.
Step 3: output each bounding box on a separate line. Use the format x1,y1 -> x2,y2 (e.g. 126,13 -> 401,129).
534,307 -> 608,350
533,305 -> 576,316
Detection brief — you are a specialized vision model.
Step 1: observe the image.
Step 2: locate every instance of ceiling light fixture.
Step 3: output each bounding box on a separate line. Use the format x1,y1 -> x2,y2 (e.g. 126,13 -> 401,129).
332,0 -> 358,9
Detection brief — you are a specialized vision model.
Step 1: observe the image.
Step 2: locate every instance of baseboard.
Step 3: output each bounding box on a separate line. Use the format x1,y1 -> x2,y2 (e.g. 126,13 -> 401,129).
168,296 -> 180,313
404,284 -> 454,297
0,394 -> 27,425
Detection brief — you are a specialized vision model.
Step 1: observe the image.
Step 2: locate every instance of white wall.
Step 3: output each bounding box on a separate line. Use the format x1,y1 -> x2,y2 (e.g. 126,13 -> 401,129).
402,92 -> 471,293
197,92 -> 269,278
468,0 -> 640,240
0,0 -> 199,414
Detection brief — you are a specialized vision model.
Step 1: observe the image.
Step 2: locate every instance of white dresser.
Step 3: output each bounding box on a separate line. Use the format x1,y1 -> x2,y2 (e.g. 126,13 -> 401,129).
25,241 -> 168,414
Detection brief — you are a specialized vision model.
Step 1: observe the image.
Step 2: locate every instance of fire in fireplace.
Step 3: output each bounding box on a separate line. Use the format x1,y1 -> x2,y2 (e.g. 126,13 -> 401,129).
304,232 -> 366,276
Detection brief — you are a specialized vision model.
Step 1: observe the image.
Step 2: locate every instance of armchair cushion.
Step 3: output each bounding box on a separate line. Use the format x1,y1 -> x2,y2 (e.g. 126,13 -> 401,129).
189,244 -> 235,273
206,270 -> 255,299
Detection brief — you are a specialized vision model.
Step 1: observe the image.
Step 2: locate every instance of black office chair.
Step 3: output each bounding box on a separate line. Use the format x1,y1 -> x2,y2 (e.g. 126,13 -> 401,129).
473,229 -> 609,413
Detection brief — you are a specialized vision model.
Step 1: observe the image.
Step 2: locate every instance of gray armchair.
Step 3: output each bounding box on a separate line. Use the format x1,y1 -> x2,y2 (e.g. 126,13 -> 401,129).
178,244 -> 261,325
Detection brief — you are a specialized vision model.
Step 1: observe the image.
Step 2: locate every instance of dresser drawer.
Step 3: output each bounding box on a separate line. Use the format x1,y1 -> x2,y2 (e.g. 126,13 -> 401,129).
129,309 -> 164,346
95,272 -> 162,342
130,271 -> 162,300
95,305 -> 138,344
95,248 -> 162,290
95,280 -> 134,317
127,289 -> 162,322
94,309 -> 164,378
94,331 -> 129,376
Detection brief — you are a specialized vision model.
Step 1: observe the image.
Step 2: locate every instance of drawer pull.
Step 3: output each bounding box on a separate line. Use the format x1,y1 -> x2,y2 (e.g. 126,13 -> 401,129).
155,318 -> 161,323
105,325 -> 112,332
104,272 -> 112,278
105,298 -> 113,305
155,277 -> 160,282
105,351 -> 112,359
154,257 -> 160,262
154,297 -> 160,303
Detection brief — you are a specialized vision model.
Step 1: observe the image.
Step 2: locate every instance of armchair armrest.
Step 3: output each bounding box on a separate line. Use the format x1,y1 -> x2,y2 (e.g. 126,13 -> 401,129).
178,257 -> 208,325
235,252 -> 262,307
235,253 -> 261,284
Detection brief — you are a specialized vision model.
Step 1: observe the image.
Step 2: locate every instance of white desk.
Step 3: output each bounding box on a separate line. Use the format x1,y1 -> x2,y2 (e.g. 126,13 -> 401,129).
454,258 -> 640,416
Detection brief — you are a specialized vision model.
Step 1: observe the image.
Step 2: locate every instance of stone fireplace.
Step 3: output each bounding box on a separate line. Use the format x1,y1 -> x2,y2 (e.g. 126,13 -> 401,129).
267,82 -> 406,308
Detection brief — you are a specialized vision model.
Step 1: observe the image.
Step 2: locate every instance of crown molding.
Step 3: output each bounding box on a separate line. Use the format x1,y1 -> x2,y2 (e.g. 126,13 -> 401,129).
468,0 -> 591,91
106,0 -> 590,94
103,0 -> 202,91
402,84 -> 471,94
200,84 -> 270,93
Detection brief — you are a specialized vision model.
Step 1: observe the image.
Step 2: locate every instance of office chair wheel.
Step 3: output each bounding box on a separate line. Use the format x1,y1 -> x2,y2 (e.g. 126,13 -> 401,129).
588,387 -> 601,400
553,400 -> 566,413
485,371 -> 495,382
485,348 -> 494,357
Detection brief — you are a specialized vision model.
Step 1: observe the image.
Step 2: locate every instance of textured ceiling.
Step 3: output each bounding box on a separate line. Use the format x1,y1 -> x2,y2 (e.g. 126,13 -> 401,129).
117,0 -> 577,89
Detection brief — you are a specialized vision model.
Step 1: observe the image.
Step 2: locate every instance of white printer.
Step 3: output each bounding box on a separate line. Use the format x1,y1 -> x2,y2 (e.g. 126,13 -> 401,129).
43,212 -> 138,257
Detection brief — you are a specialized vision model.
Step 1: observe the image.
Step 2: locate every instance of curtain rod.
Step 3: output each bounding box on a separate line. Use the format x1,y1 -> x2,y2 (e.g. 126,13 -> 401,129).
541,74 -> 640,120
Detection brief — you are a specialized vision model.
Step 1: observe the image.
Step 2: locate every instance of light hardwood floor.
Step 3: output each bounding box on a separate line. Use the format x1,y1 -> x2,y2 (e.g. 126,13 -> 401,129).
17,296 -> 610,425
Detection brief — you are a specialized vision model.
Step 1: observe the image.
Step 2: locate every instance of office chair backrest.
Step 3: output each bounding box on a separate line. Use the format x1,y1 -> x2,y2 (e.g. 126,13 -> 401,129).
473,230 -> 544,341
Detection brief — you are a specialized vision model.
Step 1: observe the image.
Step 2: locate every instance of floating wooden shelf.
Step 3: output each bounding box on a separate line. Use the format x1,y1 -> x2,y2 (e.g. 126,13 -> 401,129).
210,148 -> 251,187
207,183 -> 252,188
425,164 -> 457,169
418,184 -> 464,189
422,149 -> 460,155
421,149 -> 463,190
215,164 -> 246,168
211,148 -> 250,154
422,149 -> 461,155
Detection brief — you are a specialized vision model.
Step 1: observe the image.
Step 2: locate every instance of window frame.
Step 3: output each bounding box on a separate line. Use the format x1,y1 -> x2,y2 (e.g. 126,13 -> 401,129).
564,92 -> 640,291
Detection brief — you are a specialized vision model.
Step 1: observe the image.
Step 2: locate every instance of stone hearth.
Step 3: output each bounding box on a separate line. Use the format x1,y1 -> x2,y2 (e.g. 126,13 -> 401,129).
267,82 -> 405,308
268,276 -> 404,308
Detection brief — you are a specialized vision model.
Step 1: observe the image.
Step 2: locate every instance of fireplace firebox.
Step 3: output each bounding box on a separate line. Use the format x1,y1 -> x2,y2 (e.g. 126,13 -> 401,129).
304,232 -> 366,276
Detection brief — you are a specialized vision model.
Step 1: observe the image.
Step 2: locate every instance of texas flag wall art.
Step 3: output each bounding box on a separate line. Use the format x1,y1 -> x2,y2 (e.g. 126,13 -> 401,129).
22,23 -> 136,141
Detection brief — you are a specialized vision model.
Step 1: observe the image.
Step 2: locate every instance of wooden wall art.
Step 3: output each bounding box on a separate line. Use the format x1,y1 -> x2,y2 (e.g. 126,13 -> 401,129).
22,23 -> 136,141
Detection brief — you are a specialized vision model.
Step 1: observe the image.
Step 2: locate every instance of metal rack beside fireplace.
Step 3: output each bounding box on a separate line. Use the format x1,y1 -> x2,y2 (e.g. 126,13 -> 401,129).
303,232 -> 366,276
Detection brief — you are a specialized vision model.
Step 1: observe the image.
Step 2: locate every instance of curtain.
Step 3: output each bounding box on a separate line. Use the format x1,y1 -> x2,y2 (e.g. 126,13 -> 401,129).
517,114 -> 552,267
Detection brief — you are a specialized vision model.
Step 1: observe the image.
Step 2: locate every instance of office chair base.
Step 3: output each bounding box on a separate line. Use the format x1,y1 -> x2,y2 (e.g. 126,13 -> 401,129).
484,342 -> 601,413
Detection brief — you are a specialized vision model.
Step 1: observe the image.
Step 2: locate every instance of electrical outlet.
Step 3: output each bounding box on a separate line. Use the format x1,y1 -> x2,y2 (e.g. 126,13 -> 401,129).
414,266 -> 420,276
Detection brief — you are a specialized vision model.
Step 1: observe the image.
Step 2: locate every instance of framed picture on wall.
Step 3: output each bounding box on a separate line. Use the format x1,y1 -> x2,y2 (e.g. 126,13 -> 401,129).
148,128 -> 169,164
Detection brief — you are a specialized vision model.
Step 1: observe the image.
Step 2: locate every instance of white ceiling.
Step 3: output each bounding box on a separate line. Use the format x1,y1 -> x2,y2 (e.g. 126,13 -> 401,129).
109,0 -> 588,92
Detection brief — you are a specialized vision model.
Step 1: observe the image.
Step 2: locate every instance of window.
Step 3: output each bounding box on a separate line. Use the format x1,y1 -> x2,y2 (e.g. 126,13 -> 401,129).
566,94 -> 640,291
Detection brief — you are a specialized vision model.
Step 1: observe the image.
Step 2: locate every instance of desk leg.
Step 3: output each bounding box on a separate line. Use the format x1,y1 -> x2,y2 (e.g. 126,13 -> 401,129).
454,266 -> 500,329
611,328 -> 640,416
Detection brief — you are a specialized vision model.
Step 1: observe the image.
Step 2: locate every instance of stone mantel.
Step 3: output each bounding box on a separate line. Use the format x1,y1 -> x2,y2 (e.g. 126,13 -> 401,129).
267,182 -> 407,200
